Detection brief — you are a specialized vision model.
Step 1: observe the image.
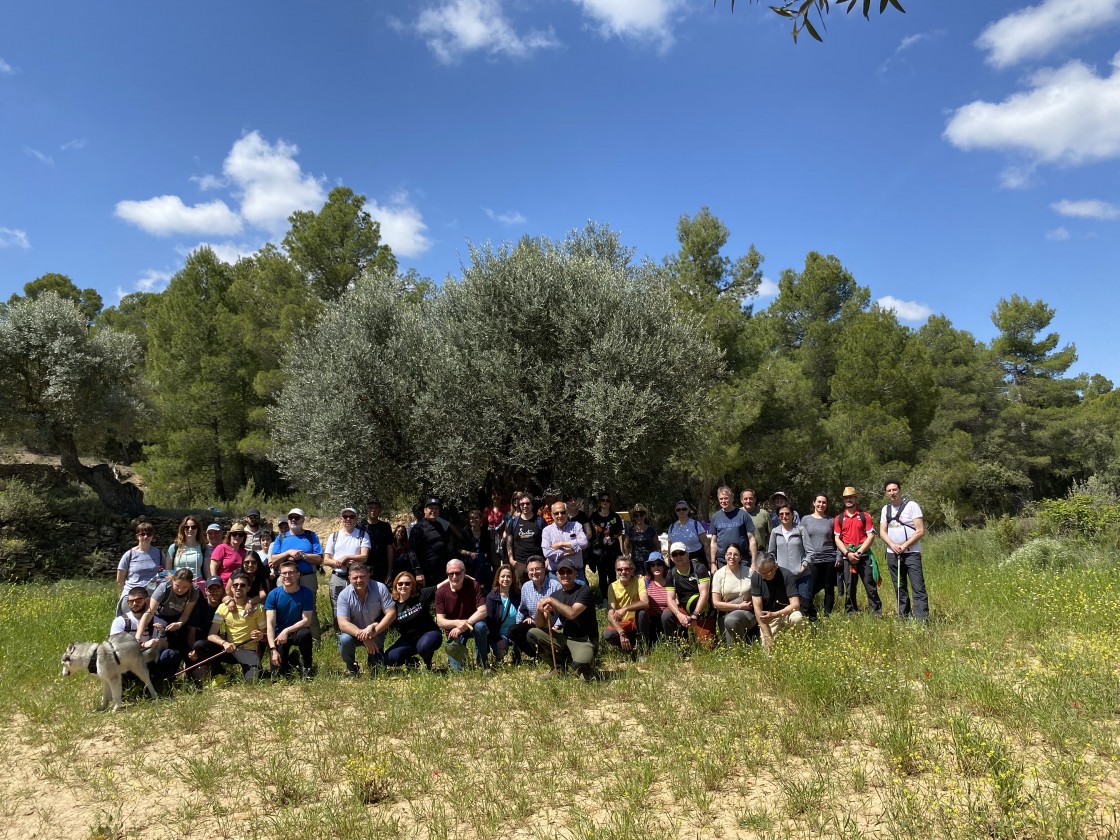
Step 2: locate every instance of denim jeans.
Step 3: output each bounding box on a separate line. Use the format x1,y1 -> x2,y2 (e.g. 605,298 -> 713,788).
444,620 -> 489,670
338,631 -> 386,672
386,631 -> 442,668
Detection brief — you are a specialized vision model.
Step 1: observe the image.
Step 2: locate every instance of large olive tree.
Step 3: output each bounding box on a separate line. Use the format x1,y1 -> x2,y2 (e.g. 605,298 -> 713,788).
0,292 -> 145,513
271,226 -> 723,506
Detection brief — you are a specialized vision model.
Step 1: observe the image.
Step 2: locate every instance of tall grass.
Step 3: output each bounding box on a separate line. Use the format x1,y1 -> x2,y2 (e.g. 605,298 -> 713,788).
0,529 -> 1117,839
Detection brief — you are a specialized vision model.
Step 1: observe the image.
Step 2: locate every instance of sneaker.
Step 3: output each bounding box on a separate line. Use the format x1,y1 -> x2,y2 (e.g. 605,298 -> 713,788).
342,666 -> 359,679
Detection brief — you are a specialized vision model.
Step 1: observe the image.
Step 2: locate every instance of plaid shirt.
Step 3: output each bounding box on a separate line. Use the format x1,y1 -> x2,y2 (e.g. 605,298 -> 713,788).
517,574 -> 562,624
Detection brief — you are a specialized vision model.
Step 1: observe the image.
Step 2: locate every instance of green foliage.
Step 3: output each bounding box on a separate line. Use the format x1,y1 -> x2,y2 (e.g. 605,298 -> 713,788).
283,186 -> 397,302
272,230 -> 723,504
97,291 -> 158,356
0,294 -> 143,508
0,480 -> 55,532
663,207 -> 762,371
1034,492 -> 1120,542
9,272 -> 103,324
1004,537 -> 1085,571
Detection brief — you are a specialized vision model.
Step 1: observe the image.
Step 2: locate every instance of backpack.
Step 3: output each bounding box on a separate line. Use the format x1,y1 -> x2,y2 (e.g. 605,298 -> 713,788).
833,511 -> 873,544
885,498 -> 915,537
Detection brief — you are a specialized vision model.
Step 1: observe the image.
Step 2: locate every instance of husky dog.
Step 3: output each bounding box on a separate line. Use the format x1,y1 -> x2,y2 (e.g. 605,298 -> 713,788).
61,632 -> 159,711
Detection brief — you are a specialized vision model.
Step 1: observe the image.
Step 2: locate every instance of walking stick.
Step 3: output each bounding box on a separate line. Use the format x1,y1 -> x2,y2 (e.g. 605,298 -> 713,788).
175,648 -> 229,678
547,617 -> 558,672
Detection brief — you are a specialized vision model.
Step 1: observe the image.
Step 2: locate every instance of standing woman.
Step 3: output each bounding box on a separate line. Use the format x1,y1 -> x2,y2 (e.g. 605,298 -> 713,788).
168,515 -> 207,586
239,550 -> 272,608
115,523 -> 169,616
391,524 -> 423,580
623,504 -> 657,570
210,522 -> 249,585
667,500 -> 707,564
768,504 -> 811,619
802,494 -> 838,618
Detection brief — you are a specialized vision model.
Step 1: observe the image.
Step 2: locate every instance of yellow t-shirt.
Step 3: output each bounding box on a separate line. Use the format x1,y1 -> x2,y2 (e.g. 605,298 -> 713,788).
213,602 -> 266,647
608,576 -> 646,612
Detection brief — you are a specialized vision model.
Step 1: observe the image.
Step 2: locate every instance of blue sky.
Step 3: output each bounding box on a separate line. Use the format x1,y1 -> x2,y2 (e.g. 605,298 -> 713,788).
2,0 -> 1118,381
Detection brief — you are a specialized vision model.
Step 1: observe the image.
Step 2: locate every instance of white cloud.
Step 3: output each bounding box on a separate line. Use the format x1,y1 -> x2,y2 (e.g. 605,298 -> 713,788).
365,195 -> 432,257
416,0 -> 559,63
135,269 -> 172,293
175,241 -> 261,264
23,146 -> 54,166
0,57 -> 17,75
114,195 -> 243,237
222,131 -> 325,234
60,138 -> 87,151
977,0 -> 1120,69
190,173 -> 227,191
877,295 -> 933,323
0,227 -> 30,249
572,0 -> 683,48
944,52 -> 1120,174
1045,225 -> 1071,240
756,276 -> 779,298
1051,197 -> 1120,218
484,207 -> 527,225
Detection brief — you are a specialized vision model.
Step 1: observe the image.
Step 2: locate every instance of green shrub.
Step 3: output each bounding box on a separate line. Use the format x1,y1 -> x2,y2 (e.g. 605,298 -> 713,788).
1034,493 -> 1120,542
1003,537 -> 1085,570
0,480 -> 55,532
991,514 -> 1029,551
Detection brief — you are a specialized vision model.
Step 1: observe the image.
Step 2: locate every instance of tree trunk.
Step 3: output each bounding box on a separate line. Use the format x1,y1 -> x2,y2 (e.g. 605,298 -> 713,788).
55,431 -> 146,515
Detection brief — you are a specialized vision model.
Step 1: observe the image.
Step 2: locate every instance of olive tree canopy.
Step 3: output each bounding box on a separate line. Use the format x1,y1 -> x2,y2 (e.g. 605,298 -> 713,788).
271,226 -> 723,506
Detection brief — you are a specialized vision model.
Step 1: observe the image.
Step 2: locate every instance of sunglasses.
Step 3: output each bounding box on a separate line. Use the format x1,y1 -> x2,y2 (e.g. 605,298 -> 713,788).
670,551 -> 686,557
230,582 -> 248,588
675,508 -> 689,513
447,571 -> 463,578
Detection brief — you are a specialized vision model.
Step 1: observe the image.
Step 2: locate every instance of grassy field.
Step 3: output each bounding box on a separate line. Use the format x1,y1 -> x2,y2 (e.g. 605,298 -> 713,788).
0,529 -> 1117,840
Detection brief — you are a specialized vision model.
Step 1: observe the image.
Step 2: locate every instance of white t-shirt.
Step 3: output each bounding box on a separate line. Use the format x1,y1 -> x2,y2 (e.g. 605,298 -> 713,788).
881,499 -> 923,553
325,527 -> 371,573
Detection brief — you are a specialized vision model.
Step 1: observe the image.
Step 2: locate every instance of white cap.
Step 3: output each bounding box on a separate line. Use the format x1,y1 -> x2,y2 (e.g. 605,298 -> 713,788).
669,541 -> 688,555
287,507 -> 305,518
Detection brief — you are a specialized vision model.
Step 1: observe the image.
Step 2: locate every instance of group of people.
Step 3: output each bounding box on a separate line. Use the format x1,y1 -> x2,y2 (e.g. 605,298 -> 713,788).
111,480 -> 928,684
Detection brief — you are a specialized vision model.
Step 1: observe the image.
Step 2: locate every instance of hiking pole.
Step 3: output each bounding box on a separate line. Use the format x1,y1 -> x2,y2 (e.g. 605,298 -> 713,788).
897,552 -> 903,618
175,648 -> 229,678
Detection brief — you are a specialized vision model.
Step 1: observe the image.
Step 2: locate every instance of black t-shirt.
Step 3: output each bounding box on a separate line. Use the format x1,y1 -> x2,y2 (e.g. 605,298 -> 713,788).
362,520 -> 394,579
394,587 -> 438,643
508,515 -> 544,565
626,524 -> 657,565
552,583 -> 598,639
410,519 -> 451,583
589,511 -> 624,559
190,597 -> 221,633
667,560 -> 710,612
750,567 -> 798,612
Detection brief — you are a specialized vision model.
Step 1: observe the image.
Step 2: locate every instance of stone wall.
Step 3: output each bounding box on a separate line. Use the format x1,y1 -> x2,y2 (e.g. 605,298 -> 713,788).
0,513 -> 244,582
